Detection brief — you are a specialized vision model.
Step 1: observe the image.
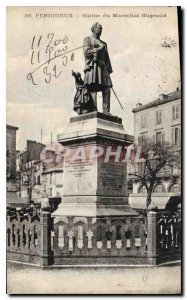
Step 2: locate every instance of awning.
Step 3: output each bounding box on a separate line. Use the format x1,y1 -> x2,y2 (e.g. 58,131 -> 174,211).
6,192 -> 29,207
129,193 -> 181,210
165,196 -> 181,212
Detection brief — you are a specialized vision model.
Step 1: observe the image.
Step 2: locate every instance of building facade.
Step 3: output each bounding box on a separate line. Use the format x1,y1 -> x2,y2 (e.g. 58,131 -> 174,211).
18,140 -> 46,200
6,124 -> 19,192
42,167 -> 63,199
18,142 -> 64,210
129,89 -> 181,210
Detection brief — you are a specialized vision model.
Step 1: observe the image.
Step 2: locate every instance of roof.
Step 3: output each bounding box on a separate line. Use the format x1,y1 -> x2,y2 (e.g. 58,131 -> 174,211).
6,124 -> 19,130
42,167 -> 63,175
132,90 -> 181,113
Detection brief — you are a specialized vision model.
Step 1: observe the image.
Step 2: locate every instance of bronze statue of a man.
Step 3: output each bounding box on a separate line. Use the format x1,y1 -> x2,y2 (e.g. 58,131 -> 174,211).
83,22 -> 113,113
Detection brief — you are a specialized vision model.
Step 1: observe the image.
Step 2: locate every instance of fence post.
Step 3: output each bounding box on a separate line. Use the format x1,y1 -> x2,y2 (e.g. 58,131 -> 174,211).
40,212 -> 52,268
147,211 -> 157,265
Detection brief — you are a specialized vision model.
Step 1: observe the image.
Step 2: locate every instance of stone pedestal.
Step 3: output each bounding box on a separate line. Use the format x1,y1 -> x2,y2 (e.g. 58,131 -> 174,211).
53,112 -> 137,217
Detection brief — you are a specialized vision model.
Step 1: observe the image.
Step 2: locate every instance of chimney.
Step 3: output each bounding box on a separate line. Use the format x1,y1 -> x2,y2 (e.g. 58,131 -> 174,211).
159,94 -> 167,100
176,80 -> 181,91
136,102 -> 142,108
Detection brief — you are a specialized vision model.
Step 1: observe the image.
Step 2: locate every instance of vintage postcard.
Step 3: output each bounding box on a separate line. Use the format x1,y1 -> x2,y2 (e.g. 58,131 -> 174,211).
6,6 -> 181,294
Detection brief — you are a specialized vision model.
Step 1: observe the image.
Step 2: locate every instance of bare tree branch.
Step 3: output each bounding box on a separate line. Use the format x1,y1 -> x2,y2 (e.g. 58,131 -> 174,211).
129,138 -> 180,212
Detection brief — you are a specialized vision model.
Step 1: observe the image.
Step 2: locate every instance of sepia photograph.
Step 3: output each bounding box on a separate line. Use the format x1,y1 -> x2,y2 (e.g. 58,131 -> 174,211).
6,5 -> 181,294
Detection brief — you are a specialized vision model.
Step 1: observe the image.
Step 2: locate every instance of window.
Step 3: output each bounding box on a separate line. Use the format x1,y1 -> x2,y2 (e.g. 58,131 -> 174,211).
156,110 -> 162,125
53,173 -> 56,184
156,132 -> 162,143
141,115 -> 146,128
138,132 -> 147,142
58,226 -> 64,248
37,175 -> 40,185
139,185 -> 147,193
172,106 -> 179,120
155,131 -> 165,144
169,183 -> 180,193
172,127 -> 181,146
153,184 -> 164,193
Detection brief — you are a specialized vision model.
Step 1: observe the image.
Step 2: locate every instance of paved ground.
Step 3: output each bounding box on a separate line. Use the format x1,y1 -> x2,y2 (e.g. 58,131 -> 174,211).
7,261 -> 181,295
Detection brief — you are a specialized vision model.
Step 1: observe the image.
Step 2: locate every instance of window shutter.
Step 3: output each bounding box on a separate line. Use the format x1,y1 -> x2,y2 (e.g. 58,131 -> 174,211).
179,128 -> 181,145
176,128 -> 179,145
176,106 -> 179,119
172,128 -> 175,144
159,111 -> 162,124
172,107 -> 175,120
162,132 -> 165,143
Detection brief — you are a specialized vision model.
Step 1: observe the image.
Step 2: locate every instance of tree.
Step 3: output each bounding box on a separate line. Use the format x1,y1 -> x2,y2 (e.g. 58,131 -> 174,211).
21,161 -> 42,207
129,138 -> 180,212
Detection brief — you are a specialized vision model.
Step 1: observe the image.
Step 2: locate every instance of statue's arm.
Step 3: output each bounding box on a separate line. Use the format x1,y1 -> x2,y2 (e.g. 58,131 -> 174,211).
83,37 -> 104,58
83,37 -> 95,58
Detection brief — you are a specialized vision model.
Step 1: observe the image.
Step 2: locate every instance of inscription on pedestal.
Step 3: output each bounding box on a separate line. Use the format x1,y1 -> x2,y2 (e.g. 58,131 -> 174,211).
100,162 -> 124,190
63,153 -> 97,196
98,161 -> 127,195
65,160 -> 94,178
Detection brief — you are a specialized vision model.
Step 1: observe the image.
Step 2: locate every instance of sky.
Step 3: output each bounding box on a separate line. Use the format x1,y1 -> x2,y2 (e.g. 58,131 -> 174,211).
6,6 -> 181,151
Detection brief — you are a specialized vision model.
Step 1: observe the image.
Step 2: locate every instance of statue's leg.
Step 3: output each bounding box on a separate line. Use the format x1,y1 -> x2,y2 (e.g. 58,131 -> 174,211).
90,91 -> 97,110
102,87 -> 110,113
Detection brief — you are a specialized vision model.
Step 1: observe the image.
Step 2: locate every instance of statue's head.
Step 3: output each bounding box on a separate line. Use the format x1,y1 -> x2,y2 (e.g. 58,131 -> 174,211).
91,22 -> 102,37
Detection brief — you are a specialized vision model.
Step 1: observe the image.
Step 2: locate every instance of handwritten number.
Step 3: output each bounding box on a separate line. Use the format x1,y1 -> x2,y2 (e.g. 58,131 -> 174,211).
62,35 -> 68,44
31,50 -> 40,64
62,56 -> 68,66
47,47 -> 54,64
38,36 -> 42,47
71,53 -> 74,61
37,51 -> 40,63
46,33 -> 54,54
53,65 -> 62,78
54,39 -> 62,47
43,66 -> 51,84
31,36 -> 35,49
27,73 -> 37,85
31,50 -> 34,65
28,33 -> 81,85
